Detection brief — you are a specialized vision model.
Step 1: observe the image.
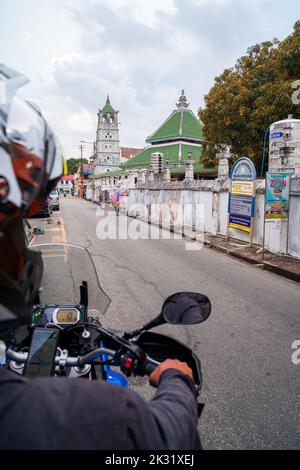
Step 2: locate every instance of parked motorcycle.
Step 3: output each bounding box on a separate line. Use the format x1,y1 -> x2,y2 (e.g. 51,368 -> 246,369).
3,244 -> 210,393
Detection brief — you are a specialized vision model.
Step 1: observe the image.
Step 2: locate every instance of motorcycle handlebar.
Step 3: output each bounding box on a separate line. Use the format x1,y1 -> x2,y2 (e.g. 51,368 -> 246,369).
6,348 -> 160,375
143,358 -> 160,375
6,347 -> 116,367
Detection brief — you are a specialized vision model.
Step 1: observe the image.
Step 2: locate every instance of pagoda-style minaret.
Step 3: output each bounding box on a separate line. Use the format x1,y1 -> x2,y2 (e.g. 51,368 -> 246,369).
95,95 -> 120,175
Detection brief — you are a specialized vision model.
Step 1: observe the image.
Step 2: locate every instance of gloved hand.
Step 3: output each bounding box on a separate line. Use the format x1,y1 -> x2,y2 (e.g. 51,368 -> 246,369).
149,359 -> 194,387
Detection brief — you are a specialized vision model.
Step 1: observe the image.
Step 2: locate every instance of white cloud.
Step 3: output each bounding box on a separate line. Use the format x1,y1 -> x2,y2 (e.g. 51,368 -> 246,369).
126,0 -> 178,28
69,109 -> 95,132
191,0 -> 232,5
20,30 -> 32,41
85,0 -> 178,28
169,30 -> 203,56
51,52 -> 83,67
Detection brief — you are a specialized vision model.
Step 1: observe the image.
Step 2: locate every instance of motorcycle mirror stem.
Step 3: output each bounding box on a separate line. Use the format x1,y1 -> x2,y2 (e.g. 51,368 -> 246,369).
79,281 -> 89,316
126,314 -> 165,338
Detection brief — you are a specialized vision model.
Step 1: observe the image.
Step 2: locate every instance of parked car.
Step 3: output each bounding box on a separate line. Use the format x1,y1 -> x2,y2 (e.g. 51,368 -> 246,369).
48,188 -> 60,211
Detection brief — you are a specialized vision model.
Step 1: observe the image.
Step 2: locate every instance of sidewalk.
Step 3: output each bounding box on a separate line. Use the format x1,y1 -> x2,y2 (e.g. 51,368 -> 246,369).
204,234 -> 300,283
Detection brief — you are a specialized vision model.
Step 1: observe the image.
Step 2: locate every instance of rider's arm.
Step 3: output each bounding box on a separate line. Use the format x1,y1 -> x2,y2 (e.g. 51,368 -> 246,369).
0,360 -> 201,450
124,360 -> 201,450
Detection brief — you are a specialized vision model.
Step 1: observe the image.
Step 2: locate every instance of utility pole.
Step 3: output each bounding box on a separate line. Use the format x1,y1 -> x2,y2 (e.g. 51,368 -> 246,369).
79,144 -> 84,166
80,140 -> 96,202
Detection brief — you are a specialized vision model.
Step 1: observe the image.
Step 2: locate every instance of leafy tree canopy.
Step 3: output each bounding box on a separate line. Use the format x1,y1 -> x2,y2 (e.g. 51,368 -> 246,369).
66,158 -> 89,175
199,21 -> 300,171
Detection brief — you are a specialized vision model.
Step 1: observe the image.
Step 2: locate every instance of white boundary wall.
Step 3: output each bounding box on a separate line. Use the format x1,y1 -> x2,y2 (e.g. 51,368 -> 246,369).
124,178 -> 300,260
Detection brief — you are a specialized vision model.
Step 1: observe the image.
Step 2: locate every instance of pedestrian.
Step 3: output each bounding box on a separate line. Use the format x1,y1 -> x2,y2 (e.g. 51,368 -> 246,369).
111,190 -> 120,215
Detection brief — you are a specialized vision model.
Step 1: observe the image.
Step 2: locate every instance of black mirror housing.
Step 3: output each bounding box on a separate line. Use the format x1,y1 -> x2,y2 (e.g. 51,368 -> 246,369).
162,292 -> 211,325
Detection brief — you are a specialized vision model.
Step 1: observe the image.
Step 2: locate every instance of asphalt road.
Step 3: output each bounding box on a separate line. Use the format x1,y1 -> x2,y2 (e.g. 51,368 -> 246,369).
30,196 -> 300,450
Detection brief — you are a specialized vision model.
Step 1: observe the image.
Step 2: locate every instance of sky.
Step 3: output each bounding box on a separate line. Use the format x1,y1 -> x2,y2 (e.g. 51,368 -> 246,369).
0,0 -> 299,158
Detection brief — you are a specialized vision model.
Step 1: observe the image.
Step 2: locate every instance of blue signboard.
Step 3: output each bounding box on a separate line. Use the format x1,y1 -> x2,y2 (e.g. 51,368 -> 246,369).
228,157 -> 256,234
270,131 -> 283,139
231,157 -> 256,181
229,214 -> 252,232
228,194 -> 255,218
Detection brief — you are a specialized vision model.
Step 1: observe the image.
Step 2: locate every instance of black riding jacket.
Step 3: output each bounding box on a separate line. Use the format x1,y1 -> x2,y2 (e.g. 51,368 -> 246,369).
0,366 -> 201,450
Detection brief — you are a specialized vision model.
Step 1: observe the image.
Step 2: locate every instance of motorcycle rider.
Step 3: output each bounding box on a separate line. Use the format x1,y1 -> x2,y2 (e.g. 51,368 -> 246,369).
0,65 -> 202,450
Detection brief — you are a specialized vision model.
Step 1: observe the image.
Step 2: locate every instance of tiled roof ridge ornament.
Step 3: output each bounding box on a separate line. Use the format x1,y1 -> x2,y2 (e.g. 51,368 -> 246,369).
176,90 -> 189,110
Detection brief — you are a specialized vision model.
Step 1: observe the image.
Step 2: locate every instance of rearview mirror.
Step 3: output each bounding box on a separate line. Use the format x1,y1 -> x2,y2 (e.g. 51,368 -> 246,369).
161,292 -> 211,325
127,291 -> 211,338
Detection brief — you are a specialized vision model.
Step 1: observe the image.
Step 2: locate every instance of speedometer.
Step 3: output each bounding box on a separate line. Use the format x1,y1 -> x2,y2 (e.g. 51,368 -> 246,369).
53,308 -> 80,325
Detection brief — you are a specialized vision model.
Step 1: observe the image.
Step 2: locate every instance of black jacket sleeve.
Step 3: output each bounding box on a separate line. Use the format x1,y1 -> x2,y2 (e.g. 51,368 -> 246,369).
0,367 -> 201,450
124,369 -> 201,450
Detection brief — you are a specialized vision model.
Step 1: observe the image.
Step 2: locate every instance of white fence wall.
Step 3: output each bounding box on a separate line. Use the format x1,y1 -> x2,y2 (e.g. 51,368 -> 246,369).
124,177 -> 300,260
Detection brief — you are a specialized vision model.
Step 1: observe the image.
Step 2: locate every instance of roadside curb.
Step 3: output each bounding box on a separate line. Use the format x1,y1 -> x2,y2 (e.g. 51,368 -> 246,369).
261,262 -> 300,283
205,240 -> 300,283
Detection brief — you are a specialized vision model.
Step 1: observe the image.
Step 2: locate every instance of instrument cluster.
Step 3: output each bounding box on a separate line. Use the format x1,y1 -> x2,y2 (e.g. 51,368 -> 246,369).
31,305 -> 84,328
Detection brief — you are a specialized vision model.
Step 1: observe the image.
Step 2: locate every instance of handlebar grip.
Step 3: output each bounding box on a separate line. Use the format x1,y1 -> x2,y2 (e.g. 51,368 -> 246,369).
143,358 -> 160,376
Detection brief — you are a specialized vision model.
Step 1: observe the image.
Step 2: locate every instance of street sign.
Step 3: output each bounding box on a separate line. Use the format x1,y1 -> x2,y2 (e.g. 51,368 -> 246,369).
228,190 -> 255,233
228,157 -> 256,237
231,180 -> 254,196
229,214 -> 252,232
229,194 -> 255,217
231,157 -> 257,181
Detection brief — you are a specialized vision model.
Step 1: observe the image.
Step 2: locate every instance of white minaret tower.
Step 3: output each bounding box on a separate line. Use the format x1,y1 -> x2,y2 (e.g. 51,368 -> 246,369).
95,95 -> 121,175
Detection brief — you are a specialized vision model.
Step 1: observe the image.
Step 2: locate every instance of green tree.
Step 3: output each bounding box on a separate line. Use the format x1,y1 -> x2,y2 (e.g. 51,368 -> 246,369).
199,22 -> 300,171
66,158 -> 89,175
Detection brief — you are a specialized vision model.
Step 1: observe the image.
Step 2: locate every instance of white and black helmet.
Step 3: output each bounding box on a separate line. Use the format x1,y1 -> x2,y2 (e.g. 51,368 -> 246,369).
0,64 -> 62,230
0,65 -> 63,327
